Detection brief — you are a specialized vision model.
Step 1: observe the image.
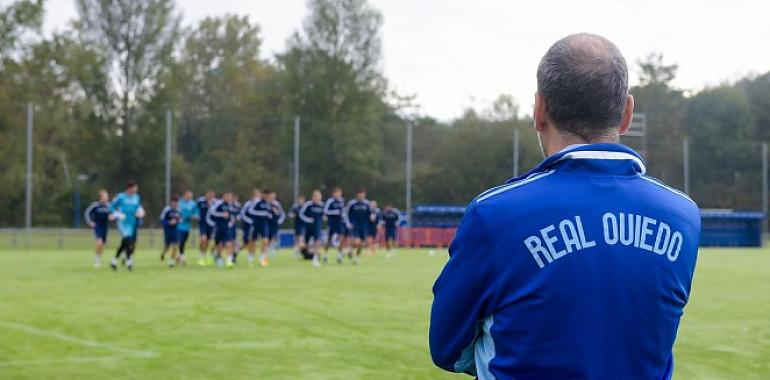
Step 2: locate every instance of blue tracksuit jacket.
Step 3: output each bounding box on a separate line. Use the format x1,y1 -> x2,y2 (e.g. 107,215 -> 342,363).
430,143 -> 700,380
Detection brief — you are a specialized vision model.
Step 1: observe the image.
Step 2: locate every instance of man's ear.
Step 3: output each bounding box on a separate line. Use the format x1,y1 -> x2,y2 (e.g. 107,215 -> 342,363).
618,95 -> 634,136
533,93 -> 547,133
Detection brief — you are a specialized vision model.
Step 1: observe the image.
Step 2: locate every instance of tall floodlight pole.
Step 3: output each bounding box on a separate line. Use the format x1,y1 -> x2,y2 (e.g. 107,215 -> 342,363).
293,116 -> 300,201
762,143 -> 768,233
513,127 -> 520,177
165,110 -> 172,205
683,138 -> 690,196
25,102 -> 34,247
406,121 -> 413,227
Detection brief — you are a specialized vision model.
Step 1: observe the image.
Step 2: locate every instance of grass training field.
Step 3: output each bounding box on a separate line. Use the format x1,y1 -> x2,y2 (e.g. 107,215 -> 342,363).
0,233 -> 769,379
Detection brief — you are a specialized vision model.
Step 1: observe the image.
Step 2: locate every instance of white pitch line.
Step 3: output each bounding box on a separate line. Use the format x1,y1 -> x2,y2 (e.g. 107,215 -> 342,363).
0,356 -> 120,367
0,321 -> 156,358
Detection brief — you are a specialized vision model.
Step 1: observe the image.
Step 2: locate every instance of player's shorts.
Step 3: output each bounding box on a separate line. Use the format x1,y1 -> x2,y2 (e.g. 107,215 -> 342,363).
214,225 -> 233,244
178,230 -> 190,253
385,227 -> 397,241
199,222 -> 213,239
164,227 -> 179,246
94,225 -> 108,242
368,223 -> 378,238
294,221 -> 305,236
304,223 -> 322,243
228,226 -> 237,242
251,220 -> 268,240
349,224 -> 369,240
268,223 -> 279,240
242,224 -> 252,244
327,218 -> 346,237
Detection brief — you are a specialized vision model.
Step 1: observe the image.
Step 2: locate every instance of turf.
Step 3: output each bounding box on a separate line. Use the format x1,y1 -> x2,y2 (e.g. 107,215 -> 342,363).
0,238 -> 768,379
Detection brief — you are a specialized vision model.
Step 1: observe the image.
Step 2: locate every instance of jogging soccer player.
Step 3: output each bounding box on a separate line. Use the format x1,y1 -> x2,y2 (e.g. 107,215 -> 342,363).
289,195 -> 306,258
246,190 -> 272,267
159,196 -> 181,267
84,190 -> 114,268
110,181 -> 144,271
239,190 -> 258,263
266,191 -> 286,258
380,205 -> 402,257
207,192 -> 235,268
343,189 -> 371,265
230,196 -> 242,262
177,190 -> 198,264
367,200 -> 381,256
323,187 -> 346,264
430,34 -> 700,379
197,190 -> 216,266
299,190 -> 325,267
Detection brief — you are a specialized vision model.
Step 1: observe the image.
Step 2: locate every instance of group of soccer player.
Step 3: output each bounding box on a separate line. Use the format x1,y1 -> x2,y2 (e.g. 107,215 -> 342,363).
85,182 -> 403,270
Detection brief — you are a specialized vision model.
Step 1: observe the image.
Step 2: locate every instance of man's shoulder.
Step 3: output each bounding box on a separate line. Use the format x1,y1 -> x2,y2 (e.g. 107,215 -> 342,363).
471,171 -> 558,210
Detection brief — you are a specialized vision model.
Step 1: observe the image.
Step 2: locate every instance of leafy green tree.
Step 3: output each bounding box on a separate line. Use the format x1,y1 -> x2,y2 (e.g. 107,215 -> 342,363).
278,0 -> 387,192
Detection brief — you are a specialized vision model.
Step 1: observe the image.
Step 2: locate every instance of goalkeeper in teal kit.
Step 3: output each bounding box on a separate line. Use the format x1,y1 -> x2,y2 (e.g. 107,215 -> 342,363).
110,181 -> 144,271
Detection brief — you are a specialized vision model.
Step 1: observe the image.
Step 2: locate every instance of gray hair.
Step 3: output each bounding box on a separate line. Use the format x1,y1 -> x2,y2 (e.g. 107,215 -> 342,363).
536,33 -> 629,140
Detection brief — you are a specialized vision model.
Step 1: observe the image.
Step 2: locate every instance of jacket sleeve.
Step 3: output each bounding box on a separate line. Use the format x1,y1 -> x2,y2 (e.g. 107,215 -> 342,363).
429,202 -> 497,375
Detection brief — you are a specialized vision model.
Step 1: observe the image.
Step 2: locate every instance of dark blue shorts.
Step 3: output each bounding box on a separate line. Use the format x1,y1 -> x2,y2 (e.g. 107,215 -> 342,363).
305,223 -> 322,242
268,223 -> 279,240
214,226 -> 233,244
385,227 -> 397,241
199,223 -> 213,239
94,225 -> 108,242
349,224 -> 368,240
164,227 -> 178,246
368,223 -> 378,238
251,220 -> 268,240
242,224 -> 252,244
327,218 -> 346,236
178,230 -> 190,252
294,221 -> 305,236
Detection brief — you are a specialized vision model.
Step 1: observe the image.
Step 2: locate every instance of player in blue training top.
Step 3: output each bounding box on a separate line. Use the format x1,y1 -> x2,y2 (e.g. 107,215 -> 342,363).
288,195 -> 306,258
266,190 -> 286,259
239,190 -> 259,264
430,34 -> 700,380
343,189 -> 371,265
207,192 -> 236,268
159,196 -> 181,267
323,186 -> 347,264
85,189 -> 114,268
177,190 -> 198,264
110,181 -> 144,271
229,196 -> 242,262
380,205 -> 402,257
197,190 -> 216,266
366,200 -> 381,257
246,189 -> 272,267
299,190 -> 325,267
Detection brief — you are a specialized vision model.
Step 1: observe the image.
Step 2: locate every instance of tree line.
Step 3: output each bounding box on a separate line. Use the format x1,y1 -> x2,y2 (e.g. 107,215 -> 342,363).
1,0 -> 769,227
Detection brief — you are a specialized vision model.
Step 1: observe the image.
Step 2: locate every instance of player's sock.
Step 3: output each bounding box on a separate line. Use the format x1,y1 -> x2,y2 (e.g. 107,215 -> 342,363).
110,257 -> 118,271
312,255 -> 320,267
336,251 -> 344,264
322,253 -> 328,264
94,254 -> 101,268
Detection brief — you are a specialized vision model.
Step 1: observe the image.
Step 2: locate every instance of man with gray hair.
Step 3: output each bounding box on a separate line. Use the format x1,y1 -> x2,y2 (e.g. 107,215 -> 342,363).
430,33 -> 700,379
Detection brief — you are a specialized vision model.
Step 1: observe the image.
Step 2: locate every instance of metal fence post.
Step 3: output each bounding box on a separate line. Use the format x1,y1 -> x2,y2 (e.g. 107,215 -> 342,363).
25,102 -> 34,250
762,142 -> 768,233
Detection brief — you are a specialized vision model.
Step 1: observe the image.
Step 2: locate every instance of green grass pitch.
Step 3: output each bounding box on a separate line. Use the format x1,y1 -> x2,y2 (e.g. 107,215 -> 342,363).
0,238 -> 768,379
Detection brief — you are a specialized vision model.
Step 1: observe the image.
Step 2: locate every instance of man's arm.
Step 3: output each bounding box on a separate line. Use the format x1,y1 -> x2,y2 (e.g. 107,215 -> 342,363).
430,203 -> 497,375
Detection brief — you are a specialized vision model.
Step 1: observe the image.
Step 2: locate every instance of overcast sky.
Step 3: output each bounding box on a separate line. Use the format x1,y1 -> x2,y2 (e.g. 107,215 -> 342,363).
43,0 -> 770,120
